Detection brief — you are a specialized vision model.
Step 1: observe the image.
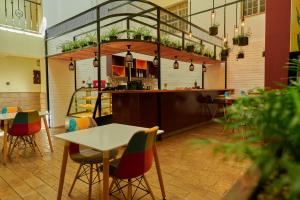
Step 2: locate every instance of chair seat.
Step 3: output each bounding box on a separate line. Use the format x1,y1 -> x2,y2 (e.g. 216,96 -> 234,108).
71,149 -> 118,164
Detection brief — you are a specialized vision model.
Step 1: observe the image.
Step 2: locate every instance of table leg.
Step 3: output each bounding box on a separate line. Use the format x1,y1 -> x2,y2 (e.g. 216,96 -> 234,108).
42,116 -> 54,152
2,120 -> 8,165
57,142 -> 69,200
153,144 -> 166,200
102,151 -> 110,200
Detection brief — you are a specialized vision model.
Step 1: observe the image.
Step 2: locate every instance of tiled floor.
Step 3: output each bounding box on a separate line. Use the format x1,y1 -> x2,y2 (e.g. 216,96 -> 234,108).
0,122 -> 250,200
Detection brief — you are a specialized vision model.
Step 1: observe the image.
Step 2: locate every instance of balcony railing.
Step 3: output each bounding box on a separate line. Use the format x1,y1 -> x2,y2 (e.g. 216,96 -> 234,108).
0,0 -> 42,33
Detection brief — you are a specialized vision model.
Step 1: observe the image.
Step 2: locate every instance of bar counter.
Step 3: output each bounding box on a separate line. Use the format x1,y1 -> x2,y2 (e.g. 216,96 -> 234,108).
100,89 -> 232,133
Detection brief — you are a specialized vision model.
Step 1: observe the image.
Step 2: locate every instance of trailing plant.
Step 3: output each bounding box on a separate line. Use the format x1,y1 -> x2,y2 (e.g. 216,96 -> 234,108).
107,27 -> 121,40
85,32 -> 97,45
195,58 -> 300,199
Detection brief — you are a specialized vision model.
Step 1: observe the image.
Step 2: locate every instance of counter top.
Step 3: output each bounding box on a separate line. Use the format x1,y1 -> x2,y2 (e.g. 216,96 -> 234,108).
99,89 -> 233,94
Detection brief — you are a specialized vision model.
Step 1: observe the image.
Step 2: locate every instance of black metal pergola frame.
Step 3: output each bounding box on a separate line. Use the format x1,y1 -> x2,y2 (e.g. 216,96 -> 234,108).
44,0 -> 225,122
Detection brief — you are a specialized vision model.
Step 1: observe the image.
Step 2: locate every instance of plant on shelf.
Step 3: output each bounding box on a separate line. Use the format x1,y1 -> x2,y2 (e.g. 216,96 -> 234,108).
72,40 -> 81,49
209,23 -> 219,36
60,41 -> 73,52
171,40 -> 182,50
203,48 -> 212,57
237,49 -> 244,59
186,42 -> 195,53
85,32 -> 97,45
160,36 -> 172,47
142,28 -> 153,41
107,27 -> 121,41
78,38 -> 89,48
132,27 -> 145,40
100,34 -> 108,43
196,59 -> 300,199
194,44 -> 205,55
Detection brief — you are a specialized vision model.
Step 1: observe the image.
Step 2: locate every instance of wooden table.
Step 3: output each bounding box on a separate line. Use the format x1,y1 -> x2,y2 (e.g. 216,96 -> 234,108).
55,123 -> 166,200
0,111 -> 53,164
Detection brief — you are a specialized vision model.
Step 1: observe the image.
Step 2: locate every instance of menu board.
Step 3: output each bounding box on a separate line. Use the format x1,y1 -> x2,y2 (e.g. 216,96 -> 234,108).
291,0 -> 300,52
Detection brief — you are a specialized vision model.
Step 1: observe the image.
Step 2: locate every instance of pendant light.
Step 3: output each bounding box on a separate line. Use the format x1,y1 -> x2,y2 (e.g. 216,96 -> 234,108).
69,58 -> 74,71
93,52 -> 98,67
188,0 -> 192,38
234,3 -> 239,35
125,45 -> 133,68
173,56 -> 179,69
189,60 -> 194,71
211,0 -> 215,26
241,0 -> 245,35
202,62 -> 207,72
153,51 -> 159,67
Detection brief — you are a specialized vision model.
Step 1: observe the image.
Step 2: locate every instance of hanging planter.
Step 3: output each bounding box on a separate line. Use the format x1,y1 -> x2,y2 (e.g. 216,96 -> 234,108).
238,35 -> 249,46
209,24 -> 219,36
237,50 -> 245,59
233,37 -> 239,45
221,48 -> 230,61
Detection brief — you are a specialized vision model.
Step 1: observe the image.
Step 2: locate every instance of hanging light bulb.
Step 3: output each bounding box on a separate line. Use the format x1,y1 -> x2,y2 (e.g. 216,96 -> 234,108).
173,56 -> 179,69
153,51 -> 159,67
235,25 -> 239,33
241,18 -> 245,27
211,11 -> 215,20
69,58 -> 74,71
93,52 -> 98,67
125,45 -> 133,68
189,60 -> 194,71
189,30 -> 192,38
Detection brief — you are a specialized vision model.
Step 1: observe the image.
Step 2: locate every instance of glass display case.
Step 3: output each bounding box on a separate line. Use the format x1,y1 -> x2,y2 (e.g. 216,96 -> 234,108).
67,87 -> 112,118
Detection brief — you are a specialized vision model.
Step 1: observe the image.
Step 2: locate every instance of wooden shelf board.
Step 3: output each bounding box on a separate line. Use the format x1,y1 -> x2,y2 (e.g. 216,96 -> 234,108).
48,40 -> 221,65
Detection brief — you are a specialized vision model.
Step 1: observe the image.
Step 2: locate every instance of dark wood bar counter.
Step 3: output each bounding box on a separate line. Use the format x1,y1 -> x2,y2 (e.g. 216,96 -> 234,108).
101,89 -> 232,133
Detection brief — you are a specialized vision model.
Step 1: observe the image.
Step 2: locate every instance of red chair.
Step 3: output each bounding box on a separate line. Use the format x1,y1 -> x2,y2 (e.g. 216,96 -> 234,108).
109,126 -> 159,200
8,111 -> 42,158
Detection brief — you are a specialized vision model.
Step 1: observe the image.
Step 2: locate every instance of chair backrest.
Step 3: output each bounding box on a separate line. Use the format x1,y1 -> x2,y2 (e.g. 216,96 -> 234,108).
66,117 -> 97,155
113,126 -> 158,179
10,111 -> 41,136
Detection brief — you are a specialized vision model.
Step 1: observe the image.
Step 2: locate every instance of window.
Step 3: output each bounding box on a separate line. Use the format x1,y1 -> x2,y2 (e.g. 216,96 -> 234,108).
243,0 -> 265,17
160,0 -> 188,34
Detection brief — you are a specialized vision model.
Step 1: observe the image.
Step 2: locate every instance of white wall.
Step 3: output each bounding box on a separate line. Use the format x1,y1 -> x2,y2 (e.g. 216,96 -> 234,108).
48,60 -> 75,127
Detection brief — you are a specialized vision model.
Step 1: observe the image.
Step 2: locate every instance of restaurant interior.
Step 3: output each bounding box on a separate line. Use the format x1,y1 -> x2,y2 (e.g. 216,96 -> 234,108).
0,0 -> 299,199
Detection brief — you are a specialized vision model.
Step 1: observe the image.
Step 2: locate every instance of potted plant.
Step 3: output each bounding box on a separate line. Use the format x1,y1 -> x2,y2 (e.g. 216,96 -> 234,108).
238,31 -> 251,46
72,40 -> 81,49
107,27 -> 120,41
133,27 -> 144,40
143,28 -> 152,41
85,33 -> 97,45
170,40 -> 181,50
203,48 -> 210,57
194,44 -> 204,55
209,23 -> 219,36
160,36 -> 172,47
186,42 -> 195,53
202,59 -> 300,198
78,38 -> 89,48
221,46 -> 230,61
232,37 -> 239,45
237,49 -> 245,59
60,41 -> 73,52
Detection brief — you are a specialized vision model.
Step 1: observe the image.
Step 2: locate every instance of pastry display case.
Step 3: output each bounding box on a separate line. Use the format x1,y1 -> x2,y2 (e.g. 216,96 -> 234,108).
67,87 -> 112,118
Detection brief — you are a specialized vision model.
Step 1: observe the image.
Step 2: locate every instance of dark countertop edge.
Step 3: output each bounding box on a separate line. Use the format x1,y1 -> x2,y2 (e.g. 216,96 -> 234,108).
99,89 -> 234,94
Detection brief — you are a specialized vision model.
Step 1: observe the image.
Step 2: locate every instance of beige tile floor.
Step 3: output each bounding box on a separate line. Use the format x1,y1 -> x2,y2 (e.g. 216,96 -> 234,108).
0,122 -> 250,200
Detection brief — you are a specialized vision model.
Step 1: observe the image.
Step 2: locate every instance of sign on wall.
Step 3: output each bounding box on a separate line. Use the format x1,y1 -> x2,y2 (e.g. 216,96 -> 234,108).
291,0 -> 300,52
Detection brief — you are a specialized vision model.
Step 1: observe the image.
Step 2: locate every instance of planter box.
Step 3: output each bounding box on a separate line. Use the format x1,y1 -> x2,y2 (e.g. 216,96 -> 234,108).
186,45 -> 195,53
221,49 -> 229,57
209,26 -> 218,36
143,36 -> 152,41
109,36 -> 118,41
238,36 -> 249,46
237,53 -> 245,59
133,34 -> 142,40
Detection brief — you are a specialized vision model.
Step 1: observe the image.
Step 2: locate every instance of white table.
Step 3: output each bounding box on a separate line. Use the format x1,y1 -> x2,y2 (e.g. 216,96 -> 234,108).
55,123 -> 166,200
0,111 -> 53,164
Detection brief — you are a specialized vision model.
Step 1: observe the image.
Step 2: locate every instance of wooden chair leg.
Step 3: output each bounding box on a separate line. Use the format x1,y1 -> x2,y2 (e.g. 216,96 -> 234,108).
9,137 -> 19,157
143,175 -> 155,200
32,135 -> 43,157
88,164 -> 93,200
68,164 -> 82,196
96,163 -> 101,183
109,178 -> 116,193
8,136 -> 14,157
127,178 -> 132,200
